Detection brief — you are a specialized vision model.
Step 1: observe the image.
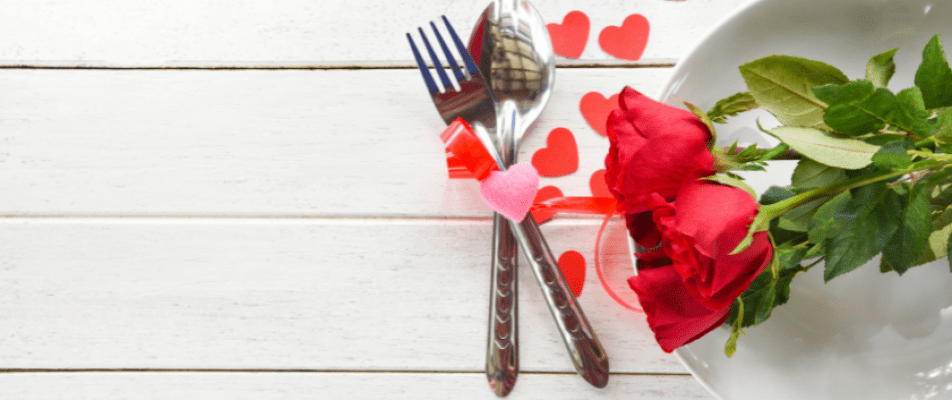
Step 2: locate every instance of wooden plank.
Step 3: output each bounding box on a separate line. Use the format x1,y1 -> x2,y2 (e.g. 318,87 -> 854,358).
0,68 -> 674,216
0,218 -> 683,373
0,372 -> 715,400
0,0 -> 749,66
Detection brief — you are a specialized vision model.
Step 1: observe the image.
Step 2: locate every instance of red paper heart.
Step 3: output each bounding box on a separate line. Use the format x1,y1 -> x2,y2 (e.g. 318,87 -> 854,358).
558,250 -> 586,297
589,169 -> 612,198
598,14 -> 650,61
531,185 -> 564,225
580,92 -> 619,137
546,11 -> 590,59
532,128 -> 579,177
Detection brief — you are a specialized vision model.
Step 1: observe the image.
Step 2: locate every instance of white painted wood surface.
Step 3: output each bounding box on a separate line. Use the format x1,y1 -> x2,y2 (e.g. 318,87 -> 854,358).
0,0 -> 756,398
0,0 -> 749,66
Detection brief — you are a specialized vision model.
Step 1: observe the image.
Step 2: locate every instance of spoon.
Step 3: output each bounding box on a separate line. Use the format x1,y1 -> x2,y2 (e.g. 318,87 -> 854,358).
468,5 -> 520,396
471,0 -> 610,391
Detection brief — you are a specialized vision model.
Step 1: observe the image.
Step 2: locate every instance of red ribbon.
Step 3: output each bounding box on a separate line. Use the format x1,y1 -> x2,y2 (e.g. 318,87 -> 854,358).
441,118 -> 499,180
440,118 -> 643,312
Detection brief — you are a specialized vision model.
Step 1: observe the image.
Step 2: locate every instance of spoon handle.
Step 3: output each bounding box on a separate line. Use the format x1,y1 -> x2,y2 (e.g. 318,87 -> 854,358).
486,212 -> 518,397
509,213 -> 610,388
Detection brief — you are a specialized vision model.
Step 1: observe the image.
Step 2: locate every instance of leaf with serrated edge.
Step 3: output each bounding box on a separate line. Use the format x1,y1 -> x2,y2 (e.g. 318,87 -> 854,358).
767,126 -> 880,170
915,34 -> 952,109
792,159 -> 848,190
778,198 -> 828,232
809,192 -> 852,245
708,91 -> 759,123
872,141 -> 913,170
824,183 -> 902,281
733,260 -> 804,327
740,55 -> 848,129
882,184 -> 931,274
867,48 -> 898,88
914,205 -> 952,266
813,80 -> 916,135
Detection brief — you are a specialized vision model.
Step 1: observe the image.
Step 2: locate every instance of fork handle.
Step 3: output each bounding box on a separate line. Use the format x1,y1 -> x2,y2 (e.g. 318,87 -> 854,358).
510,213 -> 609,388
486,212 -> 518,397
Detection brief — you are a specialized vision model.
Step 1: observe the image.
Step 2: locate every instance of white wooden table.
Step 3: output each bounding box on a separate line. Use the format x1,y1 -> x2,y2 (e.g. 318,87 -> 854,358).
0,1 -> 751,398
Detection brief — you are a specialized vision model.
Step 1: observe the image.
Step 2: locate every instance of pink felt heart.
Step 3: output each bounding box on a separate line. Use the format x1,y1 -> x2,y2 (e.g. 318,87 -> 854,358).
558,250 -> 586,297
532,128 -> 579,177
580,92 -> 619,137
479,163 -> 540,222
598,14 -> 650,61
589,169 -> 612,198
547,10 -> 590,58
531,185 -> 564,225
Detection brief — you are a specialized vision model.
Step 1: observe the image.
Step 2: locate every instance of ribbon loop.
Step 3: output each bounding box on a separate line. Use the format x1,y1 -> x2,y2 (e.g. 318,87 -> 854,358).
441,118 -> 499,180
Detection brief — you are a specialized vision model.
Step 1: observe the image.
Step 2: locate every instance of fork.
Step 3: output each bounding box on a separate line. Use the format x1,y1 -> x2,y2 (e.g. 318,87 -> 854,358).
407,17 -> 519,396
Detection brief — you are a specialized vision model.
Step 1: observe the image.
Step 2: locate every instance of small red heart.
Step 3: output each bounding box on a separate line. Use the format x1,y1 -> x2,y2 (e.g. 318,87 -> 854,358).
580,92 -> 619,137
558,250 -> 586,297
546,11 -> 590,59
589,169 -> 612,198
598,14 -> 650,61
531,185 -> 564,225
531,128 -> 579,177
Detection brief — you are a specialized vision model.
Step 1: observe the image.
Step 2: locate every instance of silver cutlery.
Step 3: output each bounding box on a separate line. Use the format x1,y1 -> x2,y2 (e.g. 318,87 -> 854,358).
407,20 -> 518,396
470,0 -> 609,389
408,7 -> 609,393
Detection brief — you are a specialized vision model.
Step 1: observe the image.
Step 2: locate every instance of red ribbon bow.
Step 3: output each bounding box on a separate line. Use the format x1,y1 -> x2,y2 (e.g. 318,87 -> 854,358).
439,118 -> 643,312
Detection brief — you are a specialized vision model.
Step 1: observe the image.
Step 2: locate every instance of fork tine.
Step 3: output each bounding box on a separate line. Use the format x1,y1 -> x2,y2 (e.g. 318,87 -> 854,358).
442,16 -> 480,77
430,21 -> 466,83
418,27 -> 454,92
407,33 -> 439,94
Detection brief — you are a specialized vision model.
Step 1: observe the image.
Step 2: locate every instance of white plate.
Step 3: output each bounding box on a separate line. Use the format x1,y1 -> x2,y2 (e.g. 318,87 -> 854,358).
649,0 -> 952,398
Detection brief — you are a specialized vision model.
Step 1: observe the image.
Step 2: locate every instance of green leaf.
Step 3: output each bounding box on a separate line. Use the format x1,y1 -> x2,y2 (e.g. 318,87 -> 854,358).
915,34 -> 952,109
730,250 -> 805,327
864,134 -> 907,146
699,174 -> 757,199
866,48 -> 898,88
871,140 -> 913,170
766,126 -> 880,170
684,101 -> 717,145
814,79 -> 928,136
947,230 -> 952,272
823,183 -> 903,281
708,92 -> 759,123
808,191 -> 851,245
757,142 -> 791,162
791,158 -> 848,190
898,87 -> 937,137
882,184 -> 931,274
778,198 -> 828,232
914,204 -> 952,266
813,80 -> 900,135
760,186 -> 796,205
739,55 -> 849,129
933,108 -> 952,142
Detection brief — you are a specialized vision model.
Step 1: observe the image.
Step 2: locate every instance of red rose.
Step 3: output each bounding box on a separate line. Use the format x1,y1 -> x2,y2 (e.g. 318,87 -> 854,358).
628,265 -> 731,353
629,177 -> 773,352
604,87 -> 714,214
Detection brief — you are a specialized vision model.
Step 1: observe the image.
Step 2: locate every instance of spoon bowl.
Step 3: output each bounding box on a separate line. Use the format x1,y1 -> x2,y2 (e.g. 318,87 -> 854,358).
470,0 -> 556,164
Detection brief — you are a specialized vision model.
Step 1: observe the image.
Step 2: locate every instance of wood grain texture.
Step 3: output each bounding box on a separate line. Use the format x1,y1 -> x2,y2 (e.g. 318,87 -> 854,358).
0,218 -> 683,373
0,372 -> 713,399
0,68 -> 673,216
0,0 -> 750,66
